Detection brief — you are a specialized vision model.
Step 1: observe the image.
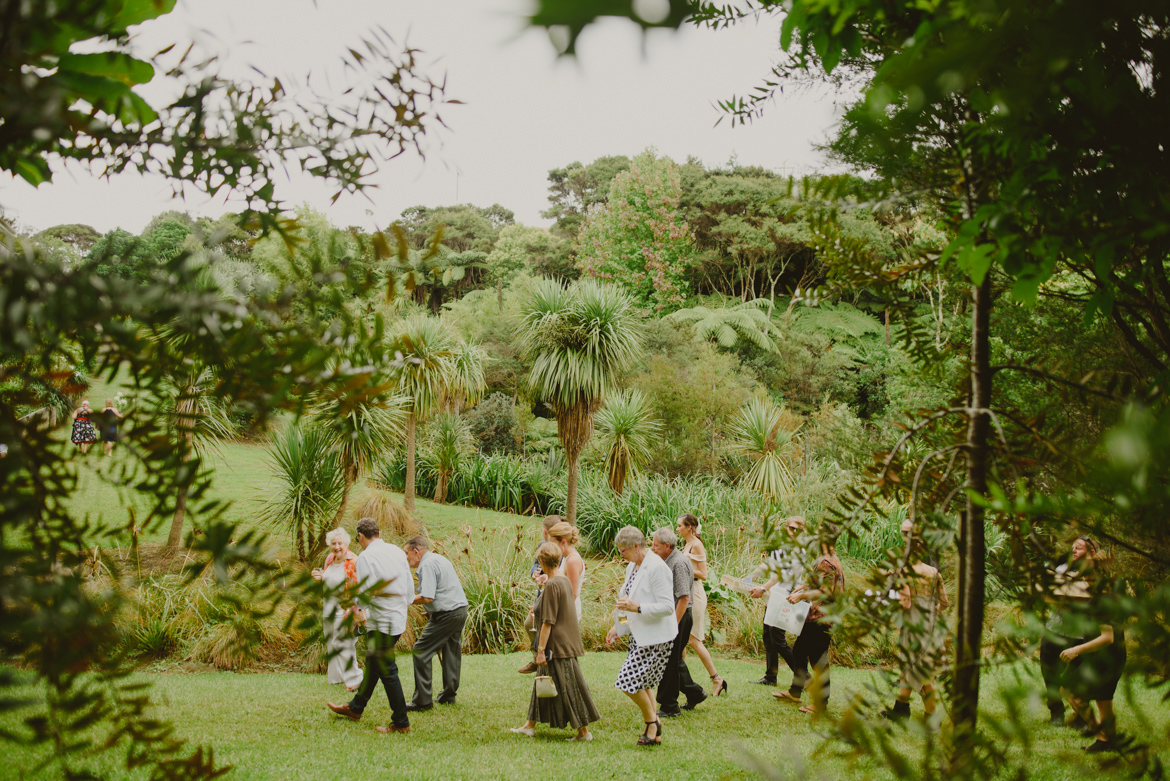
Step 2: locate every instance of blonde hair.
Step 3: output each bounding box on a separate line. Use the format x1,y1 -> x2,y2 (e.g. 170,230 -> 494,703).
325,528 -> 351,548
536,542 -> 561,571
548,521 -> 579,546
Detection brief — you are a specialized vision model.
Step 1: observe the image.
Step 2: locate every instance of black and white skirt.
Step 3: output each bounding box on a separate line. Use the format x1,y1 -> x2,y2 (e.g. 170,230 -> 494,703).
614,638 -> 672,694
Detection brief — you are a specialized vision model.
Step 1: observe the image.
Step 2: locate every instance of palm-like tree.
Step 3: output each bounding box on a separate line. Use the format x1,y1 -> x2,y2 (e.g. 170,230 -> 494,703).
666,298 -> 778,351
391,314 -> 461,511
729,396 -> 802,501
423,411 -> 475,504
310,387 -> 409,532
593,389 -> 663,494
260,424 -> 346,561
441,339 -> 487,413
521,279 -> 642,525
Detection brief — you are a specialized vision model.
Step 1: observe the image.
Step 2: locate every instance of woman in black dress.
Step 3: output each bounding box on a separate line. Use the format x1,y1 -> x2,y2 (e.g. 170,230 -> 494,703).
70,400 -> 98,454
99,398 -> 123,456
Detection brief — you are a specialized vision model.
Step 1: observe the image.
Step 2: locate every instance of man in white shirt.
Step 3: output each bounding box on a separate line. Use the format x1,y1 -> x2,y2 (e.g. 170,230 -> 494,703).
327,517 -> 414,735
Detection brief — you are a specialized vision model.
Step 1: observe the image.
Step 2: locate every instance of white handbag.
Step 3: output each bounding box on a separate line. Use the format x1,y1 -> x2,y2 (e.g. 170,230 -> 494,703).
534,666 -> 558,699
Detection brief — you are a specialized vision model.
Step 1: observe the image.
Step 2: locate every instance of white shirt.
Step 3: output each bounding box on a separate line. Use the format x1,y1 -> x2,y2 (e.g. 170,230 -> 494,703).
355,538 -> 413,635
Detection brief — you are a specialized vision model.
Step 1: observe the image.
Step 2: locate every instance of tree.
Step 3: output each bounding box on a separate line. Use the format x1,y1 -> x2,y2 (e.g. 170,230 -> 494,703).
424,411 -> 475,504
666,298 -> 777,352
542,155 -> 631,238
484,224 -> 569,310
728,396 -> 801,501
521,279 -> 642,524
593,388 -> 662,494
260,424 -> 346,562
576,149 -> 696,312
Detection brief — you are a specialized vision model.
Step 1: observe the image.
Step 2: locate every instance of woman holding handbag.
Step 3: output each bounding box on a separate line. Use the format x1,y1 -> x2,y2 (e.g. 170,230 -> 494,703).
510,542 -> 600,742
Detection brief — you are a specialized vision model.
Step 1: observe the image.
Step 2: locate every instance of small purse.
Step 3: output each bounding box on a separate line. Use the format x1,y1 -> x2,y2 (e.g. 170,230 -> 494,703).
534,665 -> 558,699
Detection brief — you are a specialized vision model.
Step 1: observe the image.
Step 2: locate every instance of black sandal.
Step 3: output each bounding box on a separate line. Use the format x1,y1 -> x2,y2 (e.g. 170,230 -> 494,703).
637,719 -> 663,746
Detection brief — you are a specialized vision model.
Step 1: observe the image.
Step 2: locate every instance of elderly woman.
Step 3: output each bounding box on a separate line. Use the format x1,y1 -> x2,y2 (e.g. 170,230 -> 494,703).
510,543 -> 600,741
311,528 -> 363,690
70,400 -> 97,454
605,525 -> 678,746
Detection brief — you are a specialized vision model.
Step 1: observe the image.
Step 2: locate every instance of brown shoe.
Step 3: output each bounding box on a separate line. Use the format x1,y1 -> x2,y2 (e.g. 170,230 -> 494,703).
327,702 -> 361,721
375,724 -> 411,735
517,661 -> 538,674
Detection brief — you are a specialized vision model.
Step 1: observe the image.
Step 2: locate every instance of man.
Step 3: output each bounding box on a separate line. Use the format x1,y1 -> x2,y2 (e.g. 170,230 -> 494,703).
749,515 -> 807,686
327,517 -> 413,735
403,536 -> 468,711
652,527 -> 707,717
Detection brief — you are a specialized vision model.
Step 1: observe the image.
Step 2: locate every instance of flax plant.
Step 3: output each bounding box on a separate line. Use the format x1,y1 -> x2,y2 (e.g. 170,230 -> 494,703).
593,388 -> 663,494
729,396 -> 802,503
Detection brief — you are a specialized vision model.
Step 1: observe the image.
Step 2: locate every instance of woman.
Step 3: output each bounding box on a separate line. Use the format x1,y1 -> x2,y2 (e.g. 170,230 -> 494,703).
676,513 -> 726,697
519,514 -> 567,674
605,525 -> 678,746
70,400 -> 98,454
1059,541 -> 1126,752
1041,535 -> 1097,725
99,399 -> 123,457
311,528 -> 363,690
882,519 -> 950,722
773,529 -> 845,716
548,521 -> 585,621
510,542 -> 600,742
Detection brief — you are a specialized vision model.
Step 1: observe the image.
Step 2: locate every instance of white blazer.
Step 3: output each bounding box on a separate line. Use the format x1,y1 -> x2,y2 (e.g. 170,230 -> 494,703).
614,550 -> 679,647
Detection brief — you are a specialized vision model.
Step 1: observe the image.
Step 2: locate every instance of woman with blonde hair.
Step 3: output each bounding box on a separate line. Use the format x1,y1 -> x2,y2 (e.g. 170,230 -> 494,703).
510,543 -> 600,741
548,521 -> 586,621
676,513 -> 726,698
311,528 -> 363,690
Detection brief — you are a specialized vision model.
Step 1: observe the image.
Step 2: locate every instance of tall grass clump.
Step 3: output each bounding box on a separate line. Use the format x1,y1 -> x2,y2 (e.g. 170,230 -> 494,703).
377,451 -> 561,516
348,489 -> 417,539
443,525 -> 536,653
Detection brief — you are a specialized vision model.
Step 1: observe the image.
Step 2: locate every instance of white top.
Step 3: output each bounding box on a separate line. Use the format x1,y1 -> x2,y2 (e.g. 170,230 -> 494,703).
355,538 -> 413,635
614,550 -> 678,646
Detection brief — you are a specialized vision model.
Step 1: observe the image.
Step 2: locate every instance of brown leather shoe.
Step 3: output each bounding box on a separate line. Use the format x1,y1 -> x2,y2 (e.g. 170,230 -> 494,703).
517,661 -> 538,674
375,724 -> 411,735
327,702 -> 361,721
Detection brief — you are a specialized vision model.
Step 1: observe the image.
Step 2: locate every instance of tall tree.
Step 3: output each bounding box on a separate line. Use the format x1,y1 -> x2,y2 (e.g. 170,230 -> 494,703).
521,279 -> 642,524
542,155 -> 631,239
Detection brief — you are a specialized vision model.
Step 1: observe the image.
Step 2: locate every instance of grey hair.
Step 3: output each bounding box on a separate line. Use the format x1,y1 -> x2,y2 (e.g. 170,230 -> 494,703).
613,525 -> 645,551
404,536 -> 429,552
355,517 -> 379,539
653,527 -> 677,550
325,528 -> 351,548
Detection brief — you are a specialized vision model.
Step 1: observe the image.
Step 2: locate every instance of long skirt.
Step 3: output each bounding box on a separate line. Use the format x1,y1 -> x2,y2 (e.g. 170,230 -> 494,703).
71,418 -> 97,444
323,610 -> 364,688
528,657 -> 601,730
615,638 -> 672,693
690,580 -> 707,640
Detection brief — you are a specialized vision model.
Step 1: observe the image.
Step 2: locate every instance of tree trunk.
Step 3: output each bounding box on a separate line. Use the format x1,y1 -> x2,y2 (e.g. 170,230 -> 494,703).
165,399 -> 196,553
330,472 -> 355,528
404,412 -> 417,512
950,272 -> 993,774
566,454 -> 579,526
434,469 -> 449,504
884,308 -> 891,347
497,279 -> 504,314
166,484 -> 188,552
295,523 -> 306,563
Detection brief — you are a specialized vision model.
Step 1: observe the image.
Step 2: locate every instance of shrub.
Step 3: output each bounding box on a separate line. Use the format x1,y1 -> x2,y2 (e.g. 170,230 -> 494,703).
441,526 -> 536,654
466,392 -> 520,454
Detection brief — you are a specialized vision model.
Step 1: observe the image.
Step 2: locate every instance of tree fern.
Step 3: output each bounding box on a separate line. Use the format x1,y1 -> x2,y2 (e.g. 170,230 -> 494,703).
667,298 -> 778,352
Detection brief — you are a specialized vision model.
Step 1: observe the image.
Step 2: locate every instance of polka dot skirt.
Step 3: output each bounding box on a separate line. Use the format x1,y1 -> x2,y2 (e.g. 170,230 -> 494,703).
615,638 -> 673,694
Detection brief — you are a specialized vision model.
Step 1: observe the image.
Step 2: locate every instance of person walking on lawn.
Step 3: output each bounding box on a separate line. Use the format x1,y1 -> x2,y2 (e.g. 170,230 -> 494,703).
749,516 -> 807,686
652,527 -> 707,718
327,517 -> 414,735
403,536 -> 468,711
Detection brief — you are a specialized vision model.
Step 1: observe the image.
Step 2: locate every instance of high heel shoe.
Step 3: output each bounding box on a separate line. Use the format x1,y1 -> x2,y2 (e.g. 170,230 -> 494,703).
637,719 -> 663,746
711,674 -> 728,697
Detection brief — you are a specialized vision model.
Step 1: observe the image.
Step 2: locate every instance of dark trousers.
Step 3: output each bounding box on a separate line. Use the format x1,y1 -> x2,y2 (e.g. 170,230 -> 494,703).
763,623 -> 795,681
656,608 -> 706,712
349,631 -> 409,728
1040,633 -> 1074,716
411,606 -> 467,707
788,621 -> 832,708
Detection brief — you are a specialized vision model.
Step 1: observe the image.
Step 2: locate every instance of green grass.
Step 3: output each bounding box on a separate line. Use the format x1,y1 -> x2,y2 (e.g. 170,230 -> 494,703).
1,657 -> 1164,780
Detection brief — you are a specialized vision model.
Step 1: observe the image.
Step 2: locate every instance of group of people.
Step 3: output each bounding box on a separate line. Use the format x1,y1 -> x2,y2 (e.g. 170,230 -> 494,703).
70,399 -> 122,455
311,512 -> 1125,752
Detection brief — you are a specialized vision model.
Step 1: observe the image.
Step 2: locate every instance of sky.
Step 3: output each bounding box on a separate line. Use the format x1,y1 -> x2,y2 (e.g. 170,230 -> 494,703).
2,0 -> 842,236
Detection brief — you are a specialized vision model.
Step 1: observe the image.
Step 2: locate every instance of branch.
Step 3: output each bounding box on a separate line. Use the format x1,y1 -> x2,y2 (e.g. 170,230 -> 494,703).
989,364 -> 1118,400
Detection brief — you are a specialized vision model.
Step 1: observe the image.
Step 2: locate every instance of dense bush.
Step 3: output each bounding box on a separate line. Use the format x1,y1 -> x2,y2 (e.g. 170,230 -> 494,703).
466,392 -> 520,454
378,450 -> 562,516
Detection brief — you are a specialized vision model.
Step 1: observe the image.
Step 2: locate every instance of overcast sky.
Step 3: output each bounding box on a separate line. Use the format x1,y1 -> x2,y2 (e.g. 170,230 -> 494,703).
2,0 -> 841,236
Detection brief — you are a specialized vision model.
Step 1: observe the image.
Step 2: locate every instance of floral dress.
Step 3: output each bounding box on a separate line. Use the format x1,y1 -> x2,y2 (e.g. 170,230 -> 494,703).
71,411 -> 97,444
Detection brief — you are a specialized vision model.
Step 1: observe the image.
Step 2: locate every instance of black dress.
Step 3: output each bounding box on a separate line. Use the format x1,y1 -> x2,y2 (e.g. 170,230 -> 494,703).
99,408 -> 120,442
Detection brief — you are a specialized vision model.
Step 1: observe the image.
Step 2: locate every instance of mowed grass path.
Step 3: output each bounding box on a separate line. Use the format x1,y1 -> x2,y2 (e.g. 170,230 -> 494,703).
2,656 -> 1165,781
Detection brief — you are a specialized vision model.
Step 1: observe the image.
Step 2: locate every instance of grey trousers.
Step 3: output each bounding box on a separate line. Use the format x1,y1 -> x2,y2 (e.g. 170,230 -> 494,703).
411,606 -> 467,706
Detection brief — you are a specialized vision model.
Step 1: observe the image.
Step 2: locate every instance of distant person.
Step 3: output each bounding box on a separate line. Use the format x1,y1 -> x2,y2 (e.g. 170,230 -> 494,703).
70,400 -> 97,454
311,528 -> 363,691
510,542 -> 600,742
772,527 -> 844,716
403,536 -> 468,711
651,527 -> 707,717
677,513 -> 726,697
882,519 -> 950,722
326,517 -> 414,735
99,399 -> 123,456
606,525 -> 678,746
749,516 -> 807,687
548,521 -> 585,620
519,514 -> 565,674
1040,536 -> 1097,726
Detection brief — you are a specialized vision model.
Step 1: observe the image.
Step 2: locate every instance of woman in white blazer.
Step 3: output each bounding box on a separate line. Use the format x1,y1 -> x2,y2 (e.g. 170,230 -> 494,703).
605,526 -> 679,746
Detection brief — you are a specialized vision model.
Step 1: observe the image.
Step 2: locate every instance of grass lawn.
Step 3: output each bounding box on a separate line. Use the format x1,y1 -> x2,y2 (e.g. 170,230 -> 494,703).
2,655 -> 1165,780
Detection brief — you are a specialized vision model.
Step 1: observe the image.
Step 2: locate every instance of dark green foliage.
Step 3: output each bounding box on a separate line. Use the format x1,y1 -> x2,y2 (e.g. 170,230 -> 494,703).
466,392 -> 520,455
541,155 -> 631,239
